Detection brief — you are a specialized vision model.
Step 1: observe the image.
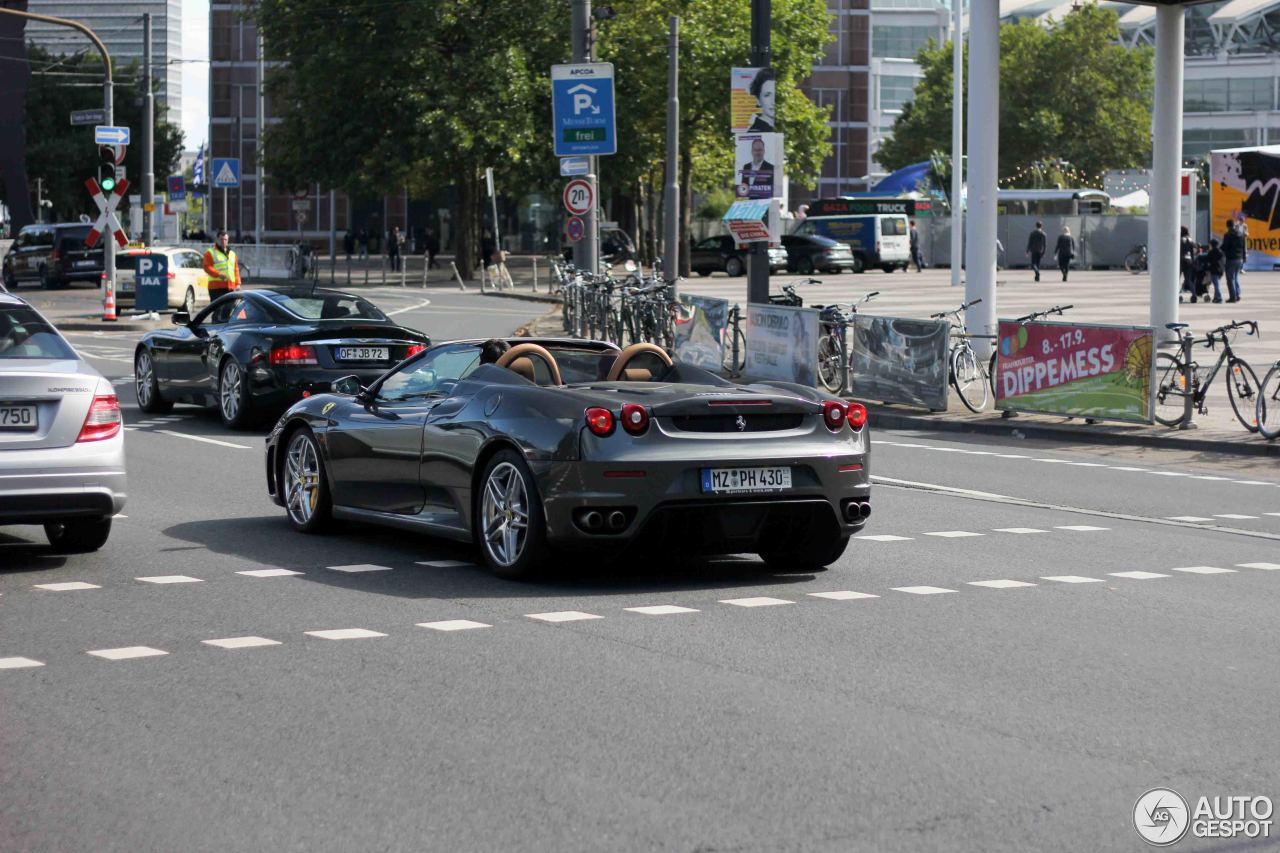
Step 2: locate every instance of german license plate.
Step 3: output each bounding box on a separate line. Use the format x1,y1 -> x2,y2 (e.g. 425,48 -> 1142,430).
701,466 -> 791,494
74,260 -> 95,268
119,280 -> 134,293
337,347 -> 388,361
0,404 -> 38,431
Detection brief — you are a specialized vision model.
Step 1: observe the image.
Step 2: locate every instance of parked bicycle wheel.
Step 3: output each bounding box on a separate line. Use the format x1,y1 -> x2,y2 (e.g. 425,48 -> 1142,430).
988,351 -> 999,401
1152,352 -> 1190,427
817,334 -> 844,393
951,345 -> 989,413
722,326 -> 746,373
1124,251 -> 1145,274
1225,357 -> 1262,432
1257,362 -> 1280,439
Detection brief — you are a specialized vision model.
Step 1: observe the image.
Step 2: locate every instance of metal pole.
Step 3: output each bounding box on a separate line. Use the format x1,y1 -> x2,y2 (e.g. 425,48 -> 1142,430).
664,16 -> 680,295
1151,5 -> 1184,344
142,13 -> 154,246
747,0 -> 772,305
571,0 -> 599,275
950,0 -> 963,288
329,189 -> 336,282
486,167 -> 501,253
964,0 -> 998,357
255,31 -> 265,247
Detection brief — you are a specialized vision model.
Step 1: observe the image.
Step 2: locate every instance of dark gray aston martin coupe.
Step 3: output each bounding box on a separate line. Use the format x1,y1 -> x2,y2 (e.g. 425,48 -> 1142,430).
264,338 -> 871,579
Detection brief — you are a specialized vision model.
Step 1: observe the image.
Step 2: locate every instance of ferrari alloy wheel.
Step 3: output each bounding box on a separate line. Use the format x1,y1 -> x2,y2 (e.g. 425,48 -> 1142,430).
219,359 -> 253,428
476,451 -> 550,580
134,349 -> 173,413
282,428 -> 331,532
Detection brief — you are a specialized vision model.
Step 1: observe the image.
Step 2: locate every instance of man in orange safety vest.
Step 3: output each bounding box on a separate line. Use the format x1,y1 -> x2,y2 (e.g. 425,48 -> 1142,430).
203,230 -> 241,301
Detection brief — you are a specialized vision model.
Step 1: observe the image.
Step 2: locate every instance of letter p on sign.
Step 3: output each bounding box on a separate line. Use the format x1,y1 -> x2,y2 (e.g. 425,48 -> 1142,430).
138,258 -> 154,275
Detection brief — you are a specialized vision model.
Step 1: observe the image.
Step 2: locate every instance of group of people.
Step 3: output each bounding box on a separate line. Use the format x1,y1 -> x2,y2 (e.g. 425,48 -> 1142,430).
1024,222 -> 1078,282
1180,220 -> 1246,304
342,227 -> 441,271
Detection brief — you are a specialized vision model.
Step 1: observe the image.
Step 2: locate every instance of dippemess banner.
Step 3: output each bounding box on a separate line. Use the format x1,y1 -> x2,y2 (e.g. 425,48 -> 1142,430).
994,320 -> 1154,423
1211,146 -> 1280,271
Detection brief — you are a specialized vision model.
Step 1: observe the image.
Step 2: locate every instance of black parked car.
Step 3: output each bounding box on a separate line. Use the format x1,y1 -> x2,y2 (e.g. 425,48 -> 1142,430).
133,288 -> 430,429
2,223 -> 103,290
690,235 -> 788,277
781,234 -> 858,275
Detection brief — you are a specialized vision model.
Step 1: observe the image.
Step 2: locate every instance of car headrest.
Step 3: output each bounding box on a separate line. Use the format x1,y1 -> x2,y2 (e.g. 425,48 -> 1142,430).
495,342 -> 563,386
622,368 -> 652,382
606,342 -> 673,382
507,357 -> 536,383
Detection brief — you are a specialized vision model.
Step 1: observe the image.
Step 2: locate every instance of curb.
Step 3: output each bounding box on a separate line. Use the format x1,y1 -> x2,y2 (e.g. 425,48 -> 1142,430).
480,291 -> 562,305
865,405 -> 1279,458
55,320 -> 159,333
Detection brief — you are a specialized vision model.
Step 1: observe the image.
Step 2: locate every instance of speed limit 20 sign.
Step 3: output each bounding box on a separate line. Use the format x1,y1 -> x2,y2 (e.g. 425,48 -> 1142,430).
563,179 -> 593,215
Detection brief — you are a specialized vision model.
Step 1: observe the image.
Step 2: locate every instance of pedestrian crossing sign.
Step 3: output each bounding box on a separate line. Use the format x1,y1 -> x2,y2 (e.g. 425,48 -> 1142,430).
211,158 -> 241,189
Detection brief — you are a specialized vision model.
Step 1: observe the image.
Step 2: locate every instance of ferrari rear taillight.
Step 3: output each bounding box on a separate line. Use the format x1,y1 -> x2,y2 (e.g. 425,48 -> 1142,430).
405,343 -> 426,358
846,401 -> 868,430
77,394 -> 121,442
620,403 -> 649,435
585,407 -> 615,436
822,400 -> 846,431
269,343 -> 318,365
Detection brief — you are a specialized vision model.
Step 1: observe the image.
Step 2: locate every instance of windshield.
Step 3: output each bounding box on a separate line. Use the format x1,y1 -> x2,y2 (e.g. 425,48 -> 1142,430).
545,346 -> 617,382
0,307 -> 76,359
263,292 -> 388,321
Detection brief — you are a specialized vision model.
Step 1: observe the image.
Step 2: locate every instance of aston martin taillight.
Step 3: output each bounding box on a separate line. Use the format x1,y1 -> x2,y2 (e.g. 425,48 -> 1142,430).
585,407 -> 615,436
405,344 -> 426,358
846,402 -> 868,430
77,394 -> 121,442
822,400 -> 846,432
269,343 -> 318,365
620,403 -> 649,435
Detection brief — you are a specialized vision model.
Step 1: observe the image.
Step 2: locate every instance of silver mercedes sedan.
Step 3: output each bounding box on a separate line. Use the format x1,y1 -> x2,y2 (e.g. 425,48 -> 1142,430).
0,292 -> 125,552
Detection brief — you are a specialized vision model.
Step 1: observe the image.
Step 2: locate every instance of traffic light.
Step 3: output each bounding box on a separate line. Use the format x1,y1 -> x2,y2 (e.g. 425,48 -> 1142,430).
98,145 -> 117,191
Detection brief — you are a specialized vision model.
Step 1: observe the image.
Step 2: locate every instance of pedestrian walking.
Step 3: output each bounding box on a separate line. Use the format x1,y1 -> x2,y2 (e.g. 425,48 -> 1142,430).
1054,226 -> 1075,282
202,229 -> 241,301
1205,237 -> 1225,303
1178,226 -> 1196,301
908,220 -> 925,272
388,226 -> 403,272
1222,219 -> 1246,303
425,227 -> 440,269
1026,221 -> 1047,282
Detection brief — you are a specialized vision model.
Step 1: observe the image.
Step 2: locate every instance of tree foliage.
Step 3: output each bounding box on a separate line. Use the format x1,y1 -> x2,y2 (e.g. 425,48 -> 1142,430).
13,46 -> 184,223
875,6 -> 1153,183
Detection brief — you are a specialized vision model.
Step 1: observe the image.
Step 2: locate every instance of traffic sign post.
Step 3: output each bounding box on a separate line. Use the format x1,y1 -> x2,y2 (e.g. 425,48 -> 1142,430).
84,176 -> 130,322
134,253 -> 169,312
566,216 -> 586,243
552,63 -> 615,274
167,175 -> 186,200
211,158 -> 240,232
559,157 -> 589,177
563,179 -> 593,216
71,109 -> 106,126
94,125 -> 130,145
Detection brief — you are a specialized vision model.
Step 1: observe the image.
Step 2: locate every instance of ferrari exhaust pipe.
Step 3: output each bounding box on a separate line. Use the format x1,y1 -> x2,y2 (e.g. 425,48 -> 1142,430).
606,511 -> 626,531
858,501 -> 871,519
582,510 -> 604,531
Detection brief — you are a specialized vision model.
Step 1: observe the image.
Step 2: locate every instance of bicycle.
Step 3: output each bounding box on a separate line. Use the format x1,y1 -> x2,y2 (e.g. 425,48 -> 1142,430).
1257,357 -> 1280,439
930,298 -> 991,413
1154,320 -> 1262,431
989,304 -> 1074,398
1124,244 -> 1148,274
815,290 -> 879,394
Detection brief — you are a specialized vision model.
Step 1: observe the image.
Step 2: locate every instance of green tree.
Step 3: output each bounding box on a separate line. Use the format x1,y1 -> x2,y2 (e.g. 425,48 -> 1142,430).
12,46 -> 184,224
875,6 -> 1152,183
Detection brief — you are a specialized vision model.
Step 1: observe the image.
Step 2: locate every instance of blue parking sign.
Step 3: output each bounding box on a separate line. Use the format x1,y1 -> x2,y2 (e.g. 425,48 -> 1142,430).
135,253 -> 169,312
551,63 -> 616,157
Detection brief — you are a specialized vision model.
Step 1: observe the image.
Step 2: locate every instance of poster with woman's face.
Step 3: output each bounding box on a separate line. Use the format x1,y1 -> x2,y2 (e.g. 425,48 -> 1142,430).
731,67 -> 776,134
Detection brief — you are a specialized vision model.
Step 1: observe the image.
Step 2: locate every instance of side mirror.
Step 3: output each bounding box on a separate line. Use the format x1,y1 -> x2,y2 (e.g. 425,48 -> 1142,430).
172,310 -> 190,325
331,375 -> 363,396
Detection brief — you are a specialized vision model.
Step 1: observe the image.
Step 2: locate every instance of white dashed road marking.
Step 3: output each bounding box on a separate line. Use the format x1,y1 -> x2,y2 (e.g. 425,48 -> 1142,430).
525,611 -> 604,623
418,620 -> 491,631
1238,562 -> 1280,570
1041,575 -> 1106,584
808,591 -> 879,601
415,560 -> 477,568
305,628 -> 387,640
860,534 -> 913,542
1109,571 -> 1170,580
237,568 -> 303,578
203,636 -> 282,649
1166,516 -> 1213,522
155,430 -> 252,449
34,582 -> 101,592
1055,526 -> 1109,532
719,597 -> 794,607
923,531 -> 983,538
1171,566 -> 1236,574
892,586 -> 956,595
136,575 -> 203,584
1213,514 -> 1258,520
625,605 -> 700,615
88,646 -> 168,661
326,564 -> 393,573
0,657 -> 44,669
993,527 -> 1047,534
968,580 -> 1036,589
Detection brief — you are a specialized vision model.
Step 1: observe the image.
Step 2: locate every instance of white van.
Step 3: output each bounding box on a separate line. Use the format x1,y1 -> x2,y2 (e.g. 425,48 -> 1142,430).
792,213 -> 911,273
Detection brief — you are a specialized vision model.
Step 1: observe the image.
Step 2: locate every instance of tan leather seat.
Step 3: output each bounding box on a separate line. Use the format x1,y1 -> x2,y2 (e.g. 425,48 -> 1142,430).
495,343 -> 563,386
606,342 -> 673,382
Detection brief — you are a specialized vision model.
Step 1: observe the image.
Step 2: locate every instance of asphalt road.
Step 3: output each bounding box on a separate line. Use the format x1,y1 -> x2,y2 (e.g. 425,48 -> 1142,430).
2,289 -> 1278,852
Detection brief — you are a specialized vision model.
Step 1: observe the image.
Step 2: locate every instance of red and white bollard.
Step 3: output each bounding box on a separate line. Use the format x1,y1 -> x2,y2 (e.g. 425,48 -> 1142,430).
102,273 -> 117,322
